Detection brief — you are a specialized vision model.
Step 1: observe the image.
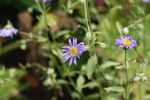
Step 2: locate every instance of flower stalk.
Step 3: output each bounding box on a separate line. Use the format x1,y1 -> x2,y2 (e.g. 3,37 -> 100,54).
115,35 -> 137,100
124,49 -> 128,100
35,0 -> 55,51
83,0 -> 103,99
83,0 -> 95,55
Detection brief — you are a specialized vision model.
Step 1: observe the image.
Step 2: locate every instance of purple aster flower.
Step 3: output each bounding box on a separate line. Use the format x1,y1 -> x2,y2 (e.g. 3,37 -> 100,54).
115,36 -> 137,50
62,38 -> 87,66
141,0 -> 150,3
0,24 -> 18,38
35,0 -> 52,3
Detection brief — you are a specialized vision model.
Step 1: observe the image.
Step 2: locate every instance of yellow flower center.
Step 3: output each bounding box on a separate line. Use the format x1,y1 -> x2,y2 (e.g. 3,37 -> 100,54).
70,47 -> 78,56
5,24 -> 13,29
122,40 -> 131,46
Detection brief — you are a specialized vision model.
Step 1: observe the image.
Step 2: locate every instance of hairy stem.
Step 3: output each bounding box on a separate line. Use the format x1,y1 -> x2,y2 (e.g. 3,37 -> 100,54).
96,65 -> 103,99
124,50 -> 128,100
83,0 -> 103,99
83,0 -> 94,55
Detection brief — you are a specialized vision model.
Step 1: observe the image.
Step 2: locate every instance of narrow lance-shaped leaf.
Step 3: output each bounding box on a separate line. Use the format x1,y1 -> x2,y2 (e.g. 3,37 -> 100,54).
86,55 -> 97,79
76,75 -> 85,91
104,86 -> 124,93
100,61 -> 120,71
116,21 -> 123,35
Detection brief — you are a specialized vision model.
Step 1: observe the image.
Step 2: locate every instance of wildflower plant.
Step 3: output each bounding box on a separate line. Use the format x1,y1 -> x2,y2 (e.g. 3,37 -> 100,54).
0,0 -> 150,100
115,34 -> 137,100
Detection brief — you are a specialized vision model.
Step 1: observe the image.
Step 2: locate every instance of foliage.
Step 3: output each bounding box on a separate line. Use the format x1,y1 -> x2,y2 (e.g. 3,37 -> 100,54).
0,0 -> 150,100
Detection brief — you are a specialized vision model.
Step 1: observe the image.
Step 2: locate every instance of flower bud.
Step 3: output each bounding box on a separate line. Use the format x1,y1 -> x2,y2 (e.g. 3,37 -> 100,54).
141,77 -> 147,82
81,0 -> 85,2
123,27 -> 129,34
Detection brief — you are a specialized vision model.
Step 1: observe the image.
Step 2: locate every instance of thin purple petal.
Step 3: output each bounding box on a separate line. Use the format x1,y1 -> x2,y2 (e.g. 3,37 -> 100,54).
68,39 -> 73,47
73,38 -> 77,47
63,55 -> 71,62
62,52 -> 69,57
73,57 -> 77,65
69,57 -> 73,66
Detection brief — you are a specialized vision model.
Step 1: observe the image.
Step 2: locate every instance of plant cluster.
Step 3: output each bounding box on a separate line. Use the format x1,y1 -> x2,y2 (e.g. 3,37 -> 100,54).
0,0 -> 150,100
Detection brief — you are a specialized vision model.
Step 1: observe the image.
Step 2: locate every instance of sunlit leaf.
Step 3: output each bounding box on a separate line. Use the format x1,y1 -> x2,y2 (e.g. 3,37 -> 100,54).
86,55 -> 97,79
82,81 -> 99,89
76,75 -> 85,91
104,86 -> 124,93
86,93 -> 99,100
116,21 -> 123,35
100,61 -> 120,71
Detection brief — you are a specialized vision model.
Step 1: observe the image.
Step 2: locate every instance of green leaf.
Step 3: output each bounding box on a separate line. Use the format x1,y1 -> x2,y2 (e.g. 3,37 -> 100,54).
95,42 -> 106,49
86,32 -> 92,40
115,65 -> 124,69
0,81 -> 18,97
94,31 -> 106,35
104,96 -> 119,100
47,68 -> 54,75
71,92 -> 81,99
143,95 -> 150,100
86,93 -> 99,100
43,77 -> 53,86
104,0 -> 111,6
123,59 -> 129,69
116,21 -> 123,35
57,79 -> 69,85
82,81 -> 99,89
133,76 -> 141,82
9,69 -> 17,78
104,86 -> 124,93
100,61 -> 120,71
76,75 -> 85,91
111,5 -> 122,11
0,66 -> 5,75
54,30 -> 70,38
86,55 -> 97,79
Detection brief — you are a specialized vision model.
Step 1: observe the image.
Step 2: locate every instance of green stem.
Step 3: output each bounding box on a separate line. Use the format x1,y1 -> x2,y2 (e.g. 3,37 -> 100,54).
138,64 -> 143,100
83,1 -> 103,99
0,41 -> 21,56
35,1 -> 43,13
124,50 -> 128,100
96,65 -> 103,99
84,0 -> 92,34
69,1 -> 80,9
138,81 -> 142,100
62,65 -> 86,100
83,0 -> 94,55
42,2 -> 56,43
68,75 -> 86,100
41,2 -> 48,25
36,2 -> 56,50
54,86 -> 58,100
52,60 -> 74,100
